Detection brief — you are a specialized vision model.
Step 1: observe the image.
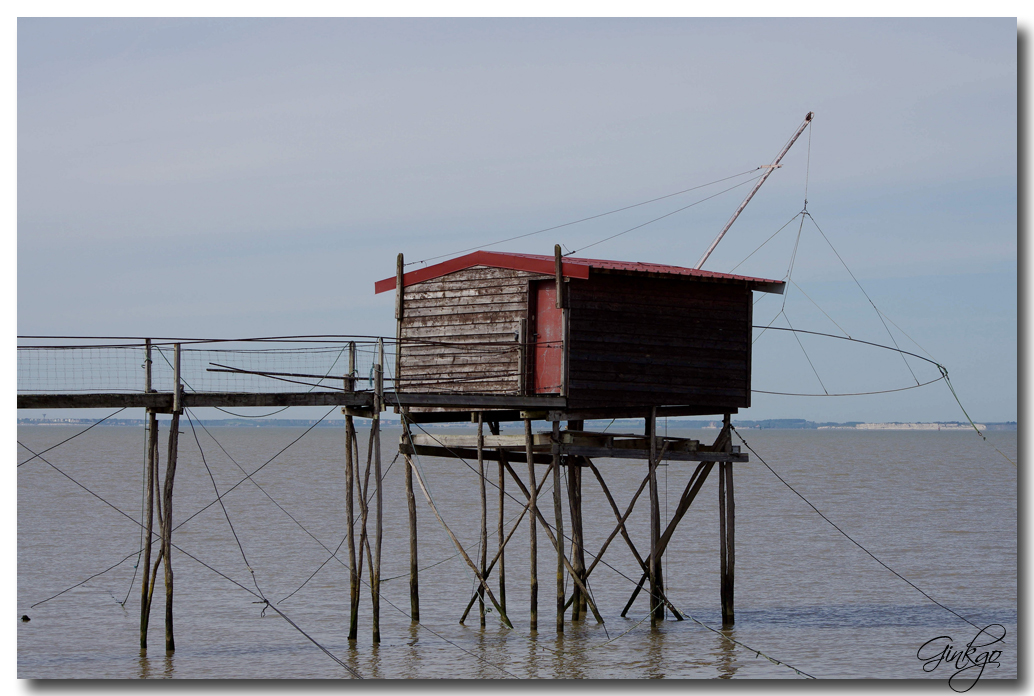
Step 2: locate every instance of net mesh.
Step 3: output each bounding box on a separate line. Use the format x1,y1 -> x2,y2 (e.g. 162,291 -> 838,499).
17,340 -> 392,394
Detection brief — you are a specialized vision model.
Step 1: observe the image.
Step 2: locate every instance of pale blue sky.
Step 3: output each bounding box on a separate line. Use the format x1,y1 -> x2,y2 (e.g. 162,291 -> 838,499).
17,18 -> 1017,422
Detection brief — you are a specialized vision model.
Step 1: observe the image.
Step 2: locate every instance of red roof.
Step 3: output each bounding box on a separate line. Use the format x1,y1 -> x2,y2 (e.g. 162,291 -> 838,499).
374,250 -> 785,294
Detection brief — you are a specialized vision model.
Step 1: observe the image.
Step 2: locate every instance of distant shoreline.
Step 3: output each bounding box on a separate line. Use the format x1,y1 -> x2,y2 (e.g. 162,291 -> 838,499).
16,417 -> 1017,431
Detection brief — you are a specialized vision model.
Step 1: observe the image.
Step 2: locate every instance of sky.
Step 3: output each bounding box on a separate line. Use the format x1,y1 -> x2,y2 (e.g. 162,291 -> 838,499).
15,17 -> 1018,423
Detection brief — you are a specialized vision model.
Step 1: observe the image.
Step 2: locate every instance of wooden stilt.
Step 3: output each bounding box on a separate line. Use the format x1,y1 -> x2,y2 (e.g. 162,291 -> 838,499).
647,408 -> 664,623
525,418 -> 537,632
408,455 -> 513,628
552,421 -> 564,633
345,412 -> 359,639
500,460 -> 605,625
458,462 -> 550,624
140,408 -> 158,649
489,421 -> 506,614
720,413 -> 735,625
566,420 -> 585,622
477,414 -> 488,628
372,340 -> 383,643
140,339 -> 156,651
345,342 -> 360,640
162,409 -> 179,652
403,419 -> 420,623
162,344 -> 181,653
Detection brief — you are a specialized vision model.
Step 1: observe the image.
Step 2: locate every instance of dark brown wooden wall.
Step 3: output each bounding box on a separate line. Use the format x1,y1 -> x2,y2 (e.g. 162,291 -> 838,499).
565,273 -> 753,410
399,266 -> 547,394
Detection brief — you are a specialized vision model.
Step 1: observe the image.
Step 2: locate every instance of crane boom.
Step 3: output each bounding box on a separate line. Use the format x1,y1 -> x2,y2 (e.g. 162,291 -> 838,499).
695,111 -> 814,270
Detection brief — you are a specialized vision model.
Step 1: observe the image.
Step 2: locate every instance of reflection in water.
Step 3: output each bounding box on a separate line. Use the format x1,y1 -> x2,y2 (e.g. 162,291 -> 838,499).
404,623 -> 420,678
645,626 -> 665,679
714,626 -> 738,679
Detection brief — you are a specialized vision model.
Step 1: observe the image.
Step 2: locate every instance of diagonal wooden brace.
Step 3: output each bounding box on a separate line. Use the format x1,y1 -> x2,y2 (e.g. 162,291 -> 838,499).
459,463 -> 554,624
501,460 -> 606,625
408,458 -> 514,629
620,460 -> 714,616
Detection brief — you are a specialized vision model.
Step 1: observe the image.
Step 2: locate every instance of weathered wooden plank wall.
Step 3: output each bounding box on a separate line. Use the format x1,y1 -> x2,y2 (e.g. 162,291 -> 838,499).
566,273 -> 752,410
400,267 -> 548,394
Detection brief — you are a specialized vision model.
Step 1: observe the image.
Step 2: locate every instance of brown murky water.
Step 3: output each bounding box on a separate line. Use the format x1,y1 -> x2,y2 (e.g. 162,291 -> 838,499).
17,424 -> 1016,680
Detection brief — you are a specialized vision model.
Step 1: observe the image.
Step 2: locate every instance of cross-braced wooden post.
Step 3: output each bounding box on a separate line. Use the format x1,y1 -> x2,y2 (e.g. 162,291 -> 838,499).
162,343 -> 182,652
489,421 -> 507,614
477,414 -> 488,627
139,339 -> 158,650
525,418 -> 538,631
345,342 -> 360,639
404,417 -> 420,623
566,421 -> 585,621
719,413 -> 735,625
552,421 -> 565,633
372,340 -> 384,643
647,408 -> 664,623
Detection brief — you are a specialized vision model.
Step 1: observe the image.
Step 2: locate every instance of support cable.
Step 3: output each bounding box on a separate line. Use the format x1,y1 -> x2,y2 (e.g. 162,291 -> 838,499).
185,410 -> 266,600
782,311 -> 829,395
17,408 -> 127,467
732,426 -> 982,630
20,416 -> 515,678
728,213 -> 803,274
805,213 -> 921,386
566,173 -> 765,257
408,167 -> 763,267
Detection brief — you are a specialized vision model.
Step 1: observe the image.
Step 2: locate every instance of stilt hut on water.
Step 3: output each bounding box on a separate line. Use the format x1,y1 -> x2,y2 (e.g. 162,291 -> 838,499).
375,249 -> 784,420
374,248 -> 785,632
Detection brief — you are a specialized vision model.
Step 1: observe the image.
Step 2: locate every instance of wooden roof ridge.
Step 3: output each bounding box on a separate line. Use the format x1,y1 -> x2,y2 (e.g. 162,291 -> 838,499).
374,250 -> 785,294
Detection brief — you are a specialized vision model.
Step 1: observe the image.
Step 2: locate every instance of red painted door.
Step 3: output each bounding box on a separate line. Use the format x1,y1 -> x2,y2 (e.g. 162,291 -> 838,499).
533,282 -> 563,394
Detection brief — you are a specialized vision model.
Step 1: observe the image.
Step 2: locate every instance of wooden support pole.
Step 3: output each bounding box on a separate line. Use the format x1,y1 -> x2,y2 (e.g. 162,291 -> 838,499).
144,338 -> 152,393
408,455 -> 513,628
720,413 -> 735,626
566,420 -> 585,621
647,408 -> 664,623
525,418 -> 537,631
395,253 -> 404,412
139,409 -> 158,649
345,413 -> 360,639
552,421 -> 564,633
554,244 -> 564,309
619,460 -> 714,620
162,343 -> 181,652
459,462 -> 551,625
500,460 -> 605,625
477,414 -> 488,628
586,463 -> 651,583
372,340 -> 383,643
403,417 -> 420,623
345,342 -> 360,639
162,409 -> 179,652
489,421 -> 506,614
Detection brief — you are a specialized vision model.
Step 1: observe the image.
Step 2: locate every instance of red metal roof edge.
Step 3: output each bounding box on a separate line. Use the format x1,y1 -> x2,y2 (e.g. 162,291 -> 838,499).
374,250 -> 784,294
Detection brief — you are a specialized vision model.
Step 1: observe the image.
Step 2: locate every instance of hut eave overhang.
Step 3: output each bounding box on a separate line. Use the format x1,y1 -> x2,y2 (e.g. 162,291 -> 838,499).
374,250 -> 785,294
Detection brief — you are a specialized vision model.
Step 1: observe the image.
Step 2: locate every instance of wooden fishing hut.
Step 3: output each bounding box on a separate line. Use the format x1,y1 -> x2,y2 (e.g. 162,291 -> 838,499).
374,247 -> 784,632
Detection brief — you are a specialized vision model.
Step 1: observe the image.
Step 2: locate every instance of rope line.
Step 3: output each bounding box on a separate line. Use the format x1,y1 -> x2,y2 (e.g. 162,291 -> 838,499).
185,410 -> 266,600
17,408 -> 127,467
728,212 -> 802,274
732,426 -> 981,630
566,173 -> 765,257
408,167 -> 763,267
805,213 -> 921,386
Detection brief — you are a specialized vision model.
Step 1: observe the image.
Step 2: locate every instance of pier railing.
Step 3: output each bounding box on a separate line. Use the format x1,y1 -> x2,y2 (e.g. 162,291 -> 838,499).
17,336 -> 389,395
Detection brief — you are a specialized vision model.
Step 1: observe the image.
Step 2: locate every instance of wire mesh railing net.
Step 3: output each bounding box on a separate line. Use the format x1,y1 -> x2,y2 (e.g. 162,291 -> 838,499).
17,341 -> 390,395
